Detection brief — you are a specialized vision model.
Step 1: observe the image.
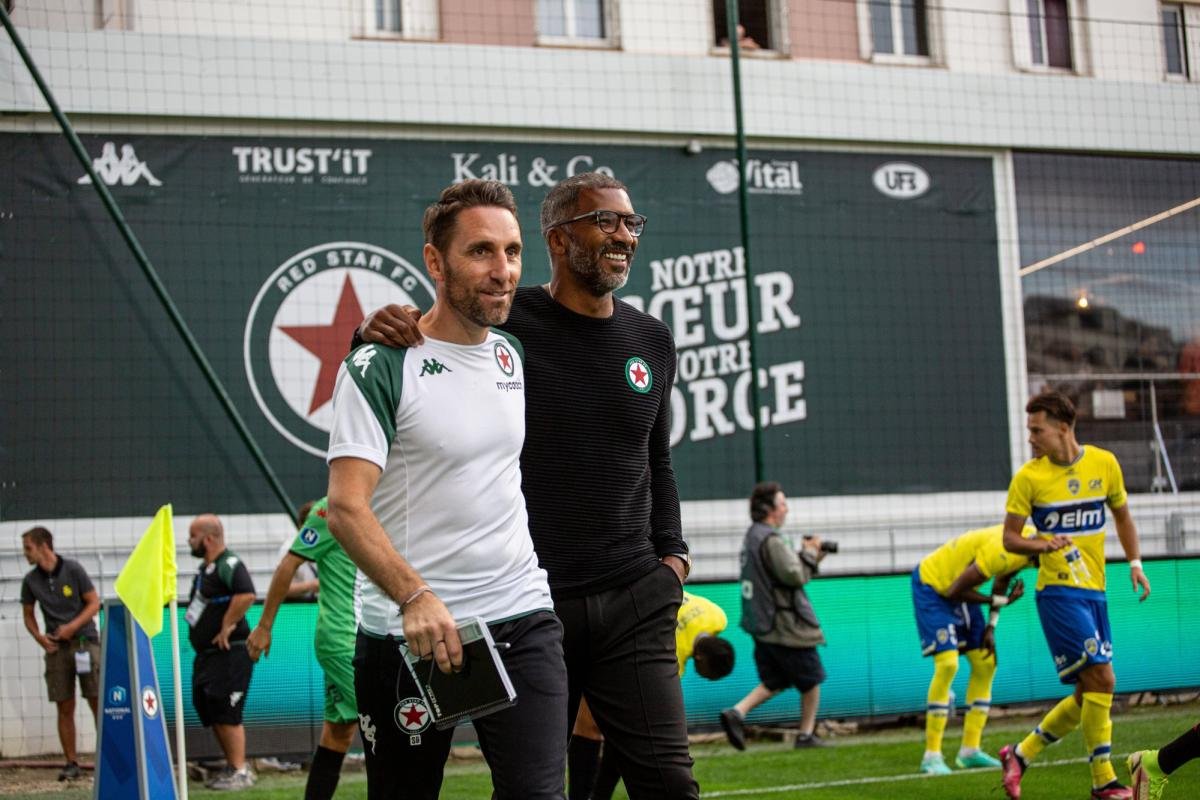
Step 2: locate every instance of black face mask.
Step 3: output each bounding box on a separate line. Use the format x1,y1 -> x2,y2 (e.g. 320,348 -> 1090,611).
190,544 -> 206,559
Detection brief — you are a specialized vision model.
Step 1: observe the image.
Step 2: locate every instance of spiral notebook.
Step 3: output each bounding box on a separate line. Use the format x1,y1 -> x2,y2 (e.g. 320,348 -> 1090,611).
403,616 -> 517,730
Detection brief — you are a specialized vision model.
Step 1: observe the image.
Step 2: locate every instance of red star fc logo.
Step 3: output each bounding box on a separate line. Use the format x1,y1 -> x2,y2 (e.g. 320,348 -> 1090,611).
141,687 -> 159,719
244,242 -> 436,458
494,341 -> 515,377
625,357 -> 653,394
395,698 -> 431,733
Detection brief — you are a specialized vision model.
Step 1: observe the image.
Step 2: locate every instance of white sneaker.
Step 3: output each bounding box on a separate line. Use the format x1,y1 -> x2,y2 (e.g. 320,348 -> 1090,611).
209,766 -> 255,791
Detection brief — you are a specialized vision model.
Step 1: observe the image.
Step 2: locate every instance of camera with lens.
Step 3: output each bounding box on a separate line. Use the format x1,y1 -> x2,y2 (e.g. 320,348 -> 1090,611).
802,535 -> 838,554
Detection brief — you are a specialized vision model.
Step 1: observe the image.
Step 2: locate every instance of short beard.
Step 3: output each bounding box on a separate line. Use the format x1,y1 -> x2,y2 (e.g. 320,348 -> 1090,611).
443,258 -> 512,328
566,237 -> 628,297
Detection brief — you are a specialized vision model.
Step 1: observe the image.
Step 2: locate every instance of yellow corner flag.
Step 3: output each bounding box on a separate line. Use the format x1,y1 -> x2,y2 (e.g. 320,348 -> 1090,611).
114,505 -> 178,638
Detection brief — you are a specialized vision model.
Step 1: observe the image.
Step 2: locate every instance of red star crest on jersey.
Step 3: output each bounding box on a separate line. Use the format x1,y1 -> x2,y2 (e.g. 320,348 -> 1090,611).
494,341 -> 515,377
625,356 -> 653,394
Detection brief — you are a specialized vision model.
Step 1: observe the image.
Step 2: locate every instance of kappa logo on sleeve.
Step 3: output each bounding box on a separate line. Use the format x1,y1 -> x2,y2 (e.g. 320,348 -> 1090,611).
353,345 -> 379,377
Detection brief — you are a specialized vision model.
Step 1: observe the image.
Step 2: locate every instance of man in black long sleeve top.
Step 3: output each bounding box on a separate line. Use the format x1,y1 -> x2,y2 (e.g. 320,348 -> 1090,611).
356,172 -> 697,798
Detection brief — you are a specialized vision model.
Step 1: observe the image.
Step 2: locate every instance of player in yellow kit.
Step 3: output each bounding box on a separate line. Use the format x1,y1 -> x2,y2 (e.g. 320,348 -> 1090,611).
568,592 -> 733,800
912,524 -> 1034,775
997,392 -> 1151,800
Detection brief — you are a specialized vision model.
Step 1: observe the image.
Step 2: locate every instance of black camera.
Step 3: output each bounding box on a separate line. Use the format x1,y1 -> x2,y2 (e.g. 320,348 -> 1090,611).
803,536 -> 838,554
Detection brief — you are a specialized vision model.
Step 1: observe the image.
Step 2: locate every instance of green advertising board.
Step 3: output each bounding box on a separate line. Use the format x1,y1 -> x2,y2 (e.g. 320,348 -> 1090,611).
2,134 -> 1009,518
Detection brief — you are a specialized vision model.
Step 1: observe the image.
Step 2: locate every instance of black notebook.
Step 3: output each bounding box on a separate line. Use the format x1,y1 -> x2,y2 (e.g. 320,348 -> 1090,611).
403,617 -> 517,730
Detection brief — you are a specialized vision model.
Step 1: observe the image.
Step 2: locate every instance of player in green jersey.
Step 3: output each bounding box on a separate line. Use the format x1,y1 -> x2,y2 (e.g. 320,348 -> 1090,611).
248,498 -> 358,800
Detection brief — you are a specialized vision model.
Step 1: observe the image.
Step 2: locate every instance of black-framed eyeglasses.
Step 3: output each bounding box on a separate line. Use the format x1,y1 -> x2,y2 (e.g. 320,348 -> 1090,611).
544,209 -> 647,238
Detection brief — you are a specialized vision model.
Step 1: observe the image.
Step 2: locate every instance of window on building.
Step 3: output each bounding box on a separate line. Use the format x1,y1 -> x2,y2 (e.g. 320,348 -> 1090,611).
538,0 -> 609,42
1027,0 -> 1072,69
363,0 -> 439,39
1162,4 -> 1191,77
712,1 -> 776,52
867,0 -> 929,57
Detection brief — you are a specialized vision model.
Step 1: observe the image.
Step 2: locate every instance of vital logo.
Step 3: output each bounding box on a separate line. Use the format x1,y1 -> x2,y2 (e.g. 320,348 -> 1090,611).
1035,501 -> 1106,533
873,162 -> 930,199
244,242 -> 436,458
77,142 -> 162,186
232,146 -> 372,186
494,342 -> 515,377
229,691 -> 244,708
419,358 -> 453,377
706,159 -> 804,196
626,357 -> 653,393
299,526 -> 320,547
109,686 -> 128,705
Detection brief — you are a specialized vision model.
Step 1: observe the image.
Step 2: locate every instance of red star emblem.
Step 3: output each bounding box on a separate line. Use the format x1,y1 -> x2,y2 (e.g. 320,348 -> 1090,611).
630,363 -> 648,386
279,275 -> 366,415
317,507 -> 327,518
400,703 -> 427,727
498,348 -> 512,371
144,694 -> 156,712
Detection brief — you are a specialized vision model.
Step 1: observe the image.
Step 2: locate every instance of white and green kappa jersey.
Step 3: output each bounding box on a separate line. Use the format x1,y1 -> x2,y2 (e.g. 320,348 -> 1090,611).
327,331 -> 552,638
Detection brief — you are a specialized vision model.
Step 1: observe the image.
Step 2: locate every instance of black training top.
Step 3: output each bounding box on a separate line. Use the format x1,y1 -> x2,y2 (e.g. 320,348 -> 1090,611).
186,550 -> 255,652
499,286 -> 685,598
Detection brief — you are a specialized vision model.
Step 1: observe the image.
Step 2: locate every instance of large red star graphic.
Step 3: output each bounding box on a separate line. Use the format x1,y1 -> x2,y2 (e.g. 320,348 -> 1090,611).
630,363 -> 648,386
401,703 -> 426,727
279,275 -> 366,415
498,348 -> 512,371
143,691 -> 156,712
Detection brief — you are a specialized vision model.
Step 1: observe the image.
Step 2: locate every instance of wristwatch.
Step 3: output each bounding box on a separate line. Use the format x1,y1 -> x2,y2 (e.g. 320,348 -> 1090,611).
665,552 -> 692,581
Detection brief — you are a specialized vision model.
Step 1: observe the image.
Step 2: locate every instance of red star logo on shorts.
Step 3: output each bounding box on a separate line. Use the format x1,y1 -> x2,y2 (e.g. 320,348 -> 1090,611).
395,698 -> 430,732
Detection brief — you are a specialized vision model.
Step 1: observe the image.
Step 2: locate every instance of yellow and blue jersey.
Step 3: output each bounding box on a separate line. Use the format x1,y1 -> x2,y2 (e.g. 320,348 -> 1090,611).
918,524 -> 1034,596
676,592 -> 726,676
1005,446 -> 1127,593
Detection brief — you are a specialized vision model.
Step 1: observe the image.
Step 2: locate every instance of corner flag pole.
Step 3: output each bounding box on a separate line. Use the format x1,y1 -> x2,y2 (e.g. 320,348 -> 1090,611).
170,598 -> 188,800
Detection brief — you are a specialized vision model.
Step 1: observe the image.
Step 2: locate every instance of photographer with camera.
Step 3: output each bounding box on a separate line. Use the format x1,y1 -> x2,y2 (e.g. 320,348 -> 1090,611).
720,482 -> 833,751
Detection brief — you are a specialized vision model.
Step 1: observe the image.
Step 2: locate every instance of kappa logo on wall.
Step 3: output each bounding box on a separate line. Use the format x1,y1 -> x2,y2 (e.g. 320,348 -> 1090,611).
77,142 -> 162,187
705,159 -> 804,196
244,242 -> 436,458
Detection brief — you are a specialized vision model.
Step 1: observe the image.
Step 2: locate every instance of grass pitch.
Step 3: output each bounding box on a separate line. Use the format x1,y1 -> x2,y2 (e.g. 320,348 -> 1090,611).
5,703 -> 1197,798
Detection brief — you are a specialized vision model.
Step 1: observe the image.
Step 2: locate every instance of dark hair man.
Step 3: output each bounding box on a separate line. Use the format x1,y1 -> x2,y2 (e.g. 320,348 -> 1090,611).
328,179 -> 567,799
997,391 -> 1150,800
21,526 -> 101,781
721,482 -> 830,751
353,172 -> 696,798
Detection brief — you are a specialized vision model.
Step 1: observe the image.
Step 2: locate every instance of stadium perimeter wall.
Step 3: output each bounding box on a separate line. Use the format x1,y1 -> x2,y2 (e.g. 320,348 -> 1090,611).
5,557 -> 1197,759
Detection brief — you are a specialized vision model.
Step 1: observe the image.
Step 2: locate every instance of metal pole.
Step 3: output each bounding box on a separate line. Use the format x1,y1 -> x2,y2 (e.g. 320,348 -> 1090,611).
725,0 -> 766,482
170,598 -> 188,800
0,6 -> 296,518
